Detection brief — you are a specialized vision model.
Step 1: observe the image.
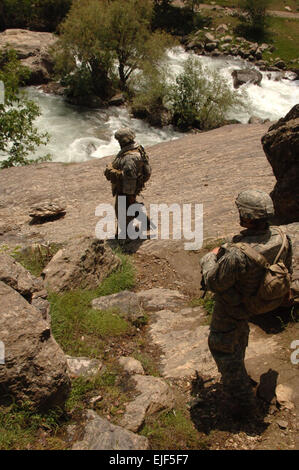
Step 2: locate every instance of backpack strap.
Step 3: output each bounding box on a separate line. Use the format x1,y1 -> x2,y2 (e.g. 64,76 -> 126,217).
235,227 -> 288,269
235,242 -> 270,269
272,227 -> 288,264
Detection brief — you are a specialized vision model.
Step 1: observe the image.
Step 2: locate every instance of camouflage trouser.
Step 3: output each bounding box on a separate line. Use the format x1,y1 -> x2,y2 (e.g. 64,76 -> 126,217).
208,322 -> 255,406
114,194 -> 136,238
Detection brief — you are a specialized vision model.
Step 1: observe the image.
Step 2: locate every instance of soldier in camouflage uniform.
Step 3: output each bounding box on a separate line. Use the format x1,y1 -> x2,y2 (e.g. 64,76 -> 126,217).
104,128 -> 151,239
200,189 -> 293,419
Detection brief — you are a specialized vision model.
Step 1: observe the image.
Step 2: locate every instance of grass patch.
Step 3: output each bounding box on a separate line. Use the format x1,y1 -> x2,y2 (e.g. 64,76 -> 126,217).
140,409 -> 209,450
132,351 -> 161,377
66,367 -> 129,421
49,290 -> 132,357
96,251 -> 136,296
0,402 -> 65,450
190,292 -> 215,314
11,243 -> 63,277
265,17 -> 299,64
49,252 -> 136,357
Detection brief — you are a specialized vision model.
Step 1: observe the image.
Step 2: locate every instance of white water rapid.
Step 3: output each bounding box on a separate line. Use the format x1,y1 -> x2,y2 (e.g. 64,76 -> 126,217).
6,47 -> 299,163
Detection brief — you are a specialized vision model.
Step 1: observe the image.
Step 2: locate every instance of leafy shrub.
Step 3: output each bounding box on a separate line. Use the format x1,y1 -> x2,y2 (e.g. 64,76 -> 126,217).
0,50 -> 51,168
167,56 -> 247,131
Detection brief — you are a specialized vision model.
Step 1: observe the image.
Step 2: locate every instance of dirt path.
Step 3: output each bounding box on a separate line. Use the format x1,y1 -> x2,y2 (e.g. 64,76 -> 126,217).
173,1 -> 299,19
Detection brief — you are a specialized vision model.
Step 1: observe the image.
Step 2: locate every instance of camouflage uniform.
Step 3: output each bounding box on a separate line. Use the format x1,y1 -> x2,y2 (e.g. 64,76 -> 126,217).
104,128 -> 151,237
200,190 -> 293,415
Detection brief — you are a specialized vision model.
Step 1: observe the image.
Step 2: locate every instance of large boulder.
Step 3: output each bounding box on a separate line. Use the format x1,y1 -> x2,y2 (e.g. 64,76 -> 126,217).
231,68 -> 263,89
261,104 -> 299,222
0,281 -> 70,409
0,253 -> 43,302
0,253 -> 50,321
42,237 -> 121,293
0,29 -> 57,85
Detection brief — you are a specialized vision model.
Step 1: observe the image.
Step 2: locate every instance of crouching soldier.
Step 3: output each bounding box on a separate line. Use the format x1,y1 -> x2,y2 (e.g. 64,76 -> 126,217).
104,128 -> 152,239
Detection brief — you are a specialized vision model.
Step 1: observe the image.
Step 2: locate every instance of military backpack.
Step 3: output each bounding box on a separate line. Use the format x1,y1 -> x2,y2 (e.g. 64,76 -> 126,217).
236,228 -> 291,315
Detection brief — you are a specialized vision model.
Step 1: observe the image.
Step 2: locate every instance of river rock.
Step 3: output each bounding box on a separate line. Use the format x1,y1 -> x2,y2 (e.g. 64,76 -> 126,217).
205,42 -> 217,52
29,201 -> 66,223
216,24 -> 228,34
261,104 -> 299,223
231,68 -> 263,88
120,375 -> 175,432
0,281 -> 70,409
42,237 -> 121,293
72,410 -> 149,450
0,29 -> 57,85
108,94 -> 125,106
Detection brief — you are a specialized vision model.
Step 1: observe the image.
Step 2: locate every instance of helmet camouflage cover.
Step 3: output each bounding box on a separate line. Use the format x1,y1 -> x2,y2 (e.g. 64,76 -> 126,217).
235,189 -> 274,220
114,128 -> 136,146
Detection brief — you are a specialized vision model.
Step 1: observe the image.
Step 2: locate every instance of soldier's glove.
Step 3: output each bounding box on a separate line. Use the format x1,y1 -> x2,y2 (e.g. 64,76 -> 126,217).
104,166 -> 112,181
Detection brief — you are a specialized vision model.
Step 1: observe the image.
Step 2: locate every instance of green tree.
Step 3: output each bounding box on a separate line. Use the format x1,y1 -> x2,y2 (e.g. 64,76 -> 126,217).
55,0 -> 172,98
236,0 -> 272,40
168,57 -> 246,131
0,50 -> 50,168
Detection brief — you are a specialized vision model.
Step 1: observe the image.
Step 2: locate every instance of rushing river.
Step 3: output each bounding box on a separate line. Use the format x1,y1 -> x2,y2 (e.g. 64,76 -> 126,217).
7,47 -> 299,163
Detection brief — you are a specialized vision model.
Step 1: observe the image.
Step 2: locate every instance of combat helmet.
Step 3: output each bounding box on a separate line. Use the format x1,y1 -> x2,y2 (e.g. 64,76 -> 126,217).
235,189 -> 274,220
114,128 -> 136,147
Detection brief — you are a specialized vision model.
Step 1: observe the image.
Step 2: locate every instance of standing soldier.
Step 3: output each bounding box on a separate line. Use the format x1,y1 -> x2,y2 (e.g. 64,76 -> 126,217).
200,189 -> 293,420
104,128 -> 151,239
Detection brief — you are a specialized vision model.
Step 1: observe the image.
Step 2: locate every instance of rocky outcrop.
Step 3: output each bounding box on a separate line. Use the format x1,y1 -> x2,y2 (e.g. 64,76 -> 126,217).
231,68 -> 263,88
0,253 -> 43,302
92,288 -> 187,319
42,237 -> 121,293
0,253 -> 50,320
120,375 -> 175,432
0,29 -> 57,85
72,410 -> 149,450
0,281 -> 70,409
261,104 -> 299,222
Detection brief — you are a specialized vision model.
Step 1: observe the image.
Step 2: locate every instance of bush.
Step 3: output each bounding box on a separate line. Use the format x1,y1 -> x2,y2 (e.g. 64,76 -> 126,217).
0,50 -> 51,168
131,66 -> 172,126
0,0 -> 72,32
167,56 -> 247,131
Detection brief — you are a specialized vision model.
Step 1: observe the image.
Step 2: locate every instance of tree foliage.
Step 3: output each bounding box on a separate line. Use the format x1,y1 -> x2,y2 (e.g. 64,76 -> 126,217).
0,50 -> 50,168
55,0 -> 172,99
167,57 -> 246,131
0,0 -> 71,32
